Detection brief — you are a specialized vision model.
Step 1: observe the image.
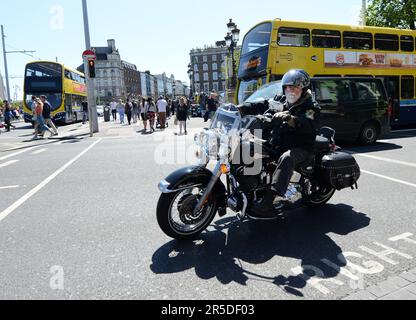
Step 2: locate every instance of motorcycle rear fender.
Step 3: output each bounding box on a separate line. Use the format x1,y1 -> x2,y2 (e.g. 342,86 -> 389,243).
158,166 -> 227,207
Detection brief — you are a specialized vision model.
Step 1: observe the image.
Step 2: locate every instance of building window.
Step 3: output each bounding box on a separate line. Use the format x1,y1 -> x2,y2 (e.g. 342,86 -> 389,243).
203,55 -> 207,62
194,73 -> 200,82
213,72 -> 218,81
194,56 -> 198,63
194,64 -> 198,72
222,54 -> 226,60
204,73 -> 209,81
203,64 -> 208,71
212,63 -> 218,71
195,84 -> 200,93
212,55 -> 217,62
213,83 -> 218,92
204,84 -> 209,92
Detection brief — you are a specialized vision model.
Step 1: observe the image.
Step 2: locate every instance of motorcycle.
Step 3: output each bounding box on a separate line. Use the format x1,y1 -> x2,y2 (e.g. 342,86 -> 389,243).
157,100 -> 361,240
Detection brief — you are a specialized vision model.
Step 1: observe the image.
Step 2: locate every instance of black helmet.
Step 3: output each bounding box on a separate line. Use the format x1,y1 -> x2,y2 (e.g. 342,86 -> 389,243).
282,69 -> 311,90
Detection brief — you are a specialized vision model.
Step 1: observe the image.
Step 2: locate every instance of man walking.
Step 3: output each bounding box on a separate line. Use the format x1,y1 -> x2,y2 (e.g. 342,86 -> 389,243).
157,96 -> 168,129
40,95 -> 58,136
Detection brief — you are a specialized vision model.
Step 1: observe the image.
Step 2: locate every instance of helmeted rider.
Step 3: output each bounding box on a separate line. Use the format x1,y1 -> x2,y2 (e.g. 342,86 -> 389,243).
251,69 -> 321,218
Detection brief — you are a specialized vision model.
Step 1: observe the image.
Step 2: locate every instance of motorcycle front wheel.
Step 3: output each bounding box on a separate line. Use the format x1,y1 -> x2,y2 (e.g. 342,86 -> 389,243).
157,186 -> 218,240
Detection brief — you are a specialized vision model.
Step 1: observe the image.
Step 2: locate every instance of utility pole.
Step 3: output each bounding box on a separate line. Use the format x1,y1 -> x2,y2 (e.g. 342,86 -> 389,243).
361,0 -> 367,26
1,25 -> 10,101
82,0 -> 99,135
1,25 -> 36,102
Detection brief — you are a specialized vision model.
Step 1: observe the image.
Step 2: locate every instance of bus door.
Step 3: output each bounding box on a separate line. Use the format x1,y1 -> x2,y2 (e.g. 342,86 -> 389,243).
378,76 -> 400,125
65,94 -> 73,123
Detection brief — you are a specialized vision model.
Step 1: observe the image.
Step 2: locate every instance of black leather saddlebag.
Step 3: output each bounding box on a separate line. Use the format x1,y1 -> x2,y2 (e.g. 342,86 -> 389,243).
319,152 -> 361,190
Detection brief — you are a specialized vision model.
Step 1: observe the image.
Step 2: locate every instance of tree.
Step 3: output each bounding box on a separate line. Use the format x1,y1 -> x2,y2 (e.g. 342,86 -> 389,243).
366,0 -> 416,30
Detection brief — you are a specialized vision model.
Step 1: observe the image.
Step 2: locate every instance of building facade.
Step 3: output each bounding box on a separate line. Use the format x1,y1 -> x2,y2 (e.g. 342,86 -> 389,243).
189,45 -> 241,95
122,61 -> 141,98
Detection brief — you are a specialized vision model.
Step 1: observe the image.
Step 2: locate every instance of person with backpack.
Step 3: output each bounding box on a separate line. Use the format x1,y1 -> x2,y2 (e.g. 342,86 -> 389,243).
40,95 -> 58,136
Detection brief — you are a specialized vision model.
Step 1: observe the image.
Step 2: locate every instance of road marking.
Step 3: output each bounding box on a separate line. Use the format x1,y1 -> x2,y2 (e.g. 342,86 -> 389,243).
362,170 -> 416,188
0,160 -> 19,168
0,139 -> 102,224
0,146 -> 38,162
31,148 -> 47,155
0,185 -> 19,190
348,152 -> 416,169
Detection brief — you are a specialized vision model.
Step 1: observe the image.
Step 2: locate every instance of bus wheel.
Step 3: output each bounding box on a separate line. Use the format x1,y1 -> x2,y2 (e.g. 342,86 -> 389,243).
359,122 -> 379,145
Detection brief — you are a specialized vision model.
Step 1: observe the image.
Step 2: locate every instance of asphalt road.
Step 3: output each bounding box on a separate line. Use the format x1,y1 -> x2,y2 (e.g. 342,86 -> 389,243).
1,118 -> 416,300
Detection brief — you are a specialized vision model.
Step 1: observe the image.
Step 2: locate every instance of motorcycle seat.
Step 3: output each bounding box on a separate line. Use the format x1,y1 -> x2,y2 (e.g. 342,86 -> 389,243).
314,136 -> 331,154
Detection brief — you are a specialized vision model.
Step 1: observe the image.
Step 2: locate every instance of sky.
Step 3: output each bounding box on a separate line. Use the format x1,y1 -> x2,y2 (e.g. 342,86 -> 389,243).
0,0 -> 365,101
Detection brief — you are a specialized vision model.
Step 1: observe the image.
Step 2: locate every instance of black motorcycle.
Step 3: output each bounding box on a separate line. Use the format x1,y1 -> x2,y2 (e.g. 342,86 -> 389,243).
157,102 -> 361,240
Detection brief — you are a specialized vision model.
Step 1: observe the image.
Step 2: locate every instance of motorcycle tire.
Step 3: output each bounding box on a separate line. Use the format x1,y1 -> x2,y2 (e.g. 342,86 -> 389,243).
304,184 -> 336,208
157,189 -> 218,240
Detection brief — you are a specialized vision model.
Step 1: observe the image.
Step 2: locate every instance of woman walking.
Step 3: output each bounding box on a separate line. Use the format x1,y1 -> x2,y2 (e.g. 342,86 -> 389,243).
3,101 -> 16,132
32,98 -> 54,139
145,98 -> 157,133
140,98 -> 148,132
117,99 -> 125,125
176,97 -> 189,136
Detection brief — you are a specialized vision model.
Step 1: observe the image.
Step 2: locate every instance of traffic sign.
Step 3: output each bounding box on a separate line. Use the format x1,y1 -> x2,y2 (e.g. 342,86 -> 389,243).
82,50 -> 96,60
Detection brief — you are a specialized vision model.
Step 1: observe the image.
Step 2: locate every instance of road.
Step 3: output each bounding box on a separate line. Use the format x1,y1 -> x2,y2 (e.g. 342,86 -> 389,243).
0,118 -> 416,300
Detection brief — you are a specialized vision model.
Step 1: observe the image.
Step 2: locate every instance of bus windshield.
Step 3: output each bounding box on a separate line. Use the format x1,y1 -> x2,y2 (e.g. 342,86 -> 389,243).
25,62 -> 63,92
241,22 -> 272,55
245,81 -> 283,103
24,93 -> 62,112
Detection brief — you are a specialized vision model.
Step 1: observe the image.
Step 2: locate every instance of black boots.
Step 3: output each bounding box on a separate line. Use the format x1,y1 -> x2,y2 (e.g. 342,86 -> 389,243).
250,190 -> 278,219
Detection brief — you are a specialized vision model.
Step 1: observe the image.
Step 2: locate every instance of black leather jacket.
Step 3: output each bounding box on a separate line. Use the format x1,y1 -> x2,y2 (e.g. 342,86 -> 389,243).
271,91 -> 321,151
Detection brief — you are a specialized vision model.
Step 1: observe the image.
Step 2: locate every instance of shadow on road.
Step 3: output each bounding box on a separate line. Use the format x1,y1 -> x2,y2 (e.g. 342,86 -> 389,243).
150,204 -> 370,298
345,141 -> 403,154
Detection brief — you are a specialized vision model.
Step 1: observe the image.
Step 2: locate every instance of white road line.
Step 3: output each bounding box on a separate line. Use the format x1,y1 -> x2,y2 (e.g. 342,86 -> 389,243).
0,146 -> 38,162
0,185 -> 19,190
0,139 -> 102,224
362,170 -> 416,188
347,152 -> 416,168
0,160 -> 19,169
31,148 -> 47,155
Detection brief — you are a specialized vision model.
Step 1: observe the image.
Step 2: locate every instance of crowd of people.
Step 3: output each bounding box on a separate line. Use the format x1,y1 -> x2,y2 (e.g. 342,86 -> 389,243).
0,100 -> 22,133
106,92 -> 220,136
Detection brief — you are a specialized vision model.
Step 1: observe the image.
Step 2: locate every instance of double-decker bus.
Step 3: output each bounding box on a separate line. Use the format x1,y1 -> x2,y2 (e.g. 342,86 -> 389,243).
237,19 -> 416,126
23,61 -> 87,124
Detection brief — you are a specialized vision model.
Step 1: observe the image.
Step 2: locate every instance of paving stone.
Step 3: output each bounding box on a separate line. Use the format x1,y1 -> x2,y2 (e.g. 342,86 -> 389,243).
406,283 -> 416,295
367,276 -> 411,298
379,288 -> 416,300
342,290 -> 377,300
400,270 -> 416,283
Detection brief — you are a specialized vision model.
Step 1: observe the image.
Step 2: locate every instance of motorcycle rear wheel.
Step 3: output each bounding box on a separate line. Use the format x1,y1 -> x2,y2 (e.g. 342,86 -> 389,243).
157,186 -> 218,240
304,183 -> 336,208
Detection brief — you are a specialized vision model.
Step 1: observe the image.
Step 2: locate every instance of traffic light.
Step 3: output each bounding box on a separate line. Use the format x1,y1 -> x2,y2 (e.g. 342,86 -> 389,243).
88,59 -> 96,78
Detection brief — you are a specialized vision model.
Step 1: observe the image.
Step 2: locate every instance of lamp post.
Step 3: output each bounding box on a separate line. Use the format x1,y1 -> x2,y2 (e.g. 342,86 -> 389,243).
187,63 -> 193,100
217,19 -> 240,99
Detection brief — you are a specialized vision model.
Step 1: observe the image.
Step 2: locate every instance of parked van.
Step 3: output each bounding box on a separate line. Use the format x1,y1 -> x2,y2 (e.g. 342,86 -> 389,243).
243,77 -> 390,145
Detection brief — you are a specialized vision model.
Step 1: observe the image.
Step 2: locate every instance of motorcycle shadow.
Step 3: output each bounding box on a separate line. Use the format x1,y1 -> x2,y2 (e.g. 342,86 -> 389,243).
150,204 -> 371,298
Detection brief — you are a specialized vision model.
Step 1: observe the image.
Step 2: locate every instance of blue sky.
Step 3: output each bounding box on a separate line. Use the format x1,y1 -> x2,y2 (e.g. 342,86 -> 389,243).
1,0 -> 365,100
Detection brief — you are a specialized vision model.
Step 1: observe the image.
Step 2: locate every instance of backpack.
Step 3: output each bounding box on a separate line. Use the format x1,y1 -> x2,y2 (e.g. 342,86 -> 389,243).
42,102 -> 51,118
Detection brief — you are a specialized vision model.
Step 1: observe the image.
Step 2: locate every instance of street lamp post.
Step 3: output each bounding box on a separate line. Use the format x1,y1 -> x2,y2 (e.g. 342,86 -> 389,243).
217,19 -> 240,101
187,63 -> 193,100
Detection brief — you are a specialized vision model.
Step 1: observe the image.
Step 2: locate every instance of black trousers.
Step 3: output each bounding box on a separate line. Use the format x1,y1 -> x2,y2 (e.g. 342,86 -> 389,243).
271,148 -> 311,196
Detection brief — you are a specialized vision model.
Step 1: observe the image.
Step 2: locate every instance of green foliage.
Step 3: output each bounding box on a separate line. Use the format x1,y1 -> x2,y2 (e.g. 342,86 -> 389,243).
366,0 -> 416,29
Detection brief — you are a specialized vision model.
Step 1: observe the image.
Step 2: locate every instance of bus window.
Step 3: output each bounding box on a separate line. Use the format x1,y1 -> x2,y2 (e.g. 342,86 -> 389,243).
343,31 -> 373,50
400,35 -> 414,52
312,30 -> 341,48
375,34 -> 399,51
401,76 -> 415,99
241,22 -> 272,55
278,27 -> 310,47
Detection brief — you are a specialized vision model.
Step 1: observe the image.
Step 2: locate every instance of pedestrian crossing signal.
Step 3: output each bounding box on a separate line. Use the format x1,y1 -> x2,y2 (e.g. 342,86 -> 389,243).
88,59 -> 96,78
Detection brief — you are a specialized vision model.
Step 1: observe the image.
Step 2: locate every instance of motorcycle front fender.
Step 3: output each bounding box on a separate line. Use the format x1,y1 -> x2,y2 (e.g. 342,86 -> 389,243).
158,166 -> 227,207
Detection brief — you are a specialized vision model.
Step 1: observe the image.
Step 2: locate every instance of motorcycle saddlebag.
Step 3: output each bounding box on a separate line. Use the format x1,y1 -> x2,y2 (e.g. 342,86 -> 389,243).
319,152 -> 361,190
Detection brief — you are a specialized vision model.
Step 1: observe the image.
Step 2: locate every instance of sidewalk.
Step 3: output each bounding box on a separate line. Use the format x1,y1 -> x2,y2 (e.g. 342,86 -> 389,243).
342,267 -> 416,300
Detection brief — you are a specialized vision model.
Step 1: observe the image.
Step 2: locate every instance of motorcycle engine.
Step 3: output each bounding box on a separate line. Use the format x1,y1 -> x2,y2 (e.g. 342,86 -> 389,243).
234,167 -> 261,194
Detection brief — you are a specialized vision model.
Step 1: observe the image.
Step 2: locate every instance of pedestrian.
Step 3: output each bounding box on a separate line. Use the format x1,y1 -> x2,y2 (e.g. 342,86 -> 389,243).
110,99 -> 117,121
40,95 -> 58,136
32,98 -> 54,139
117,99 -> 125,124
145,97 -> 157,133
82,99 -> 89,125
156,95 -> 168,129
132,99 -> 140,124
140,98 -> 148,132
125,99 -> 133,125
176,97 -> 189,136
3,101 -> 16,132
205,92 -> 218,122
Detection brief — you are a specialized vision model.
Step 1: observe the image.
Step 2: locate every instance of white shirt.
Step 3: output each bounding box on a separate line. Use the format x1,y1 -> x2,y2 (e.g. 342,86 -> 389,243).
156,99 -> 168,113
110,101 -> 117,111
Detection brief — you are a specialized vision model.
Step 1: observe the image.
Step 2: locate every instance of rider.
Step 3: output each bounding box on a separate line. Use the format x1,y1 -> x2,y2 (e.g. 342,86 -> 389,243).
251,69 -> 321,218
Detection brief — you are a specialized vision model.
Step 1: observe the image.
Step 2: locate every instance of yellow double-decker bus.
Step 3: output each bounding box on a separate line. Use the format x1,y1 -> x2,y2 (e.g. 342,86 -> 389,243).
237,19 -> 416,126
23,61 -> 87,124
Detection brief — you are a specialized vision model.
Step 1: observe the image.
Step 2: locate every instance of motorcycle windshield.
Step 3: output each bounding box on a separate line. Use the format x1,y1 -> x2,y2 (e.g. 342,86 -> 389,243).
210,108 -> 241,135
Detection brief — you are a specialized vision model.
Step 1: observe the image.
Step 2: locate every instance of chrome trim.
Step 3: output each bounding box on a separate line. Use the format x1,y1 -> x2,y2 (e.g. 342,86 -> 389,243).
158,180 -> 203,194
193,162 -> 222,214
